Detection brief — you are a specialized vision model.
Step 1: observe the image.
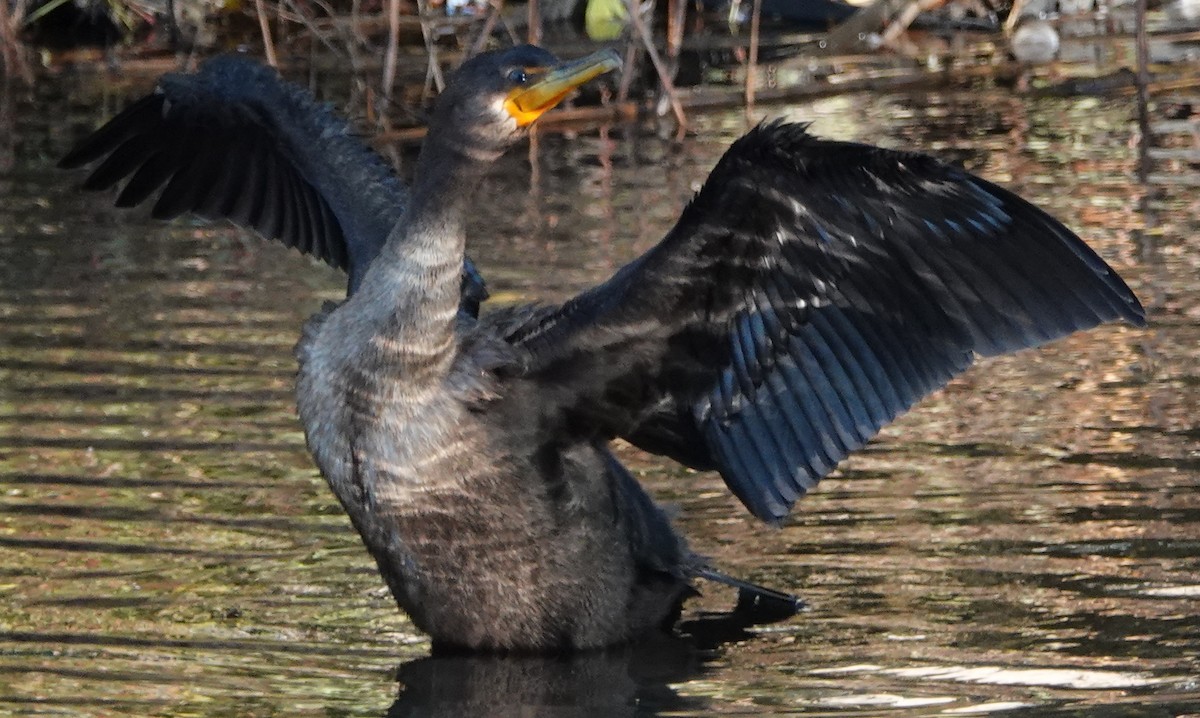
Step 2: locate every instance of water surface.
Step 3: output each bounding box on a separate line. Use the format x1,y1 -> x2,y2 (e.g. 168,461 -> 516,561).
0,67 -> 1197,716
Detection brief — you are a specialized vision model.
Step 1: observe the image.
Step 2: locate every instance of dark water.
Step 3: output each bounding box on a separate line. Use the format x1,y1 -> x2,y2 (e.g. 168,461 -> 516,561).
1,67 -> 1198,716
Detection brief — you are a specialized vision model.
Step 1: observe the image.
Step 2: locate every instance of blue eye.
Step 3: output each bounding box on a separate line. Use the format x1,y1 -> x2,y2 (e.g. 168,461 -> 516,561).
507,68 -> 528,84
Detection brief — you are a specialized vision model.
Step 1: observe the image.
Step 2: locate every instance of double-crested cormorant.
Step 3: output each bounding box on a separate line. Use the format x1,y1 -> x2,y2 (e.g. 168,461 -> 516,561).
62,46 -> 1145,653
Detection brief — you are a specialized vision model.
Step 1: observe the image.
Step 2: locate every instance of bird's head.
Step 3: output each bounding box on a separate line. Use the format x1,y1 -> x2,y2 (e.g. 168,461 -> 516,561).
428,45 -> 621,153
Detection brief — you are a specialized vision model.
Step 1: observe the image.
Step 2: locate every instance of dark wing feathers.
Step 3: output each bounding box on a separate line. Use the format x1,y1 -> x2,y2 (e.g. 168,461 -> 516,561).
515,120 -> 1144,523
65,94 -> 163,169
59,58 -> 373,275
61,55 -> 487,307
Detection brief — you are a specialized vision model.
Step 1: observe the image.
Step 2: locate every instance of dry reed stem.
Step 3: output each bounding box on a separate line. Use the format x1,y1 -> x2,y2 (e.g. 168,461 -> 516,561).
623,0 -> 687,131
415,0 -> 445,95
744,0 -> 762,123
384,0 -> 400,100
468,0 -> 505,56
527,0 -> 541,45
255,0 -> 279,66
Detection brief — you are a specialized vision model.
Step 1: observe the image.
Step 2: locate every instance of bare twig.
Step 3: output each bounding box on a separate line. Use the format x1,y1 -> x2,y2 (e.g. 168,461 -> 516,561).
617,41 -> 640,104
527,0 -> 541,45
1004,0 -> 1028,34
1,0 -> 33,82
527,127 -> 542,221
745,0 -> 762,122
496,3 -> 521,45
468,0 -> 505,56
624,0 -> 687,131
384,0 -> 401,100
350,0 -> 364,45
415,0 -> 446,95
276,0 -> 288,53
1135,0 -> 1149,88
255,0 -> 278,67
665,0 -> 686,75
282,0 -> 346,57
7,0 -> 27,26
1135,0 -> 1150,181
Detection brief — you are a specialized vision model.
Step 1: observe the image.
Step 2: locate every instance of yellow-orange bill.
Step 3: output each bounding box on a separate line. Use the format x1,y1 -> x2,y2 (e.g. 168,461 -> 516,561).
504,49 -> 622,126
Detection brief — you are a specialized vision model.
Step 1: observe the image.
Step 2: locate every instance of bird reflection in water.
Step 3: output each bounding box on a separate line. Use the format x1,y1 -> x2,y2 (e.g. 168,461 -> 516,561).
389,640 -> 698,716
387,600 -> 795,717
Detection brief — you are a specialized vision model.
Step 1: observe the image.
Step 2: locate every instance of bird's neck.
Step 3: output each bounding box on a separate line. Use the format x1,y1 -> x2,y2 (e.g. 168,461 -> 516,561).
408,131 -> 502,234
349,131 -> 498,378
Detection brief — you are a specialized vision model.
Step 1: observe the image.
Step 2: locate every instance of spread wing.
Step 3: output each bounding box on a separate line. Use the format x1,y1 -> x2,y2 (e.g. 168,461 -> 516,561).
508,120 -> 1144,523
60,54 -> 487,309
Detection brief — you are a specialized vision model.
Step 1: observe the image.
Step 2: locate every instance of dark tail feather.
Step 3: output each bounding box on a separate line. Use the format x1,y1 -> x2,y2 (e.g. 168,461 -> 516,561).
675,566 -> 803,648
689,566 -> 806,622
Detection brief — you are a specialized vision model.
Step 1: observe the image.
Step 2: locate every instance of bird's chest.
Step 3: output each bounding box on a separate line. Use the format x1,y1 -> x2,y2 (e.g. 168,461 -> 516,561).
328,373 -> 479,512
297,322 -> 473,509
